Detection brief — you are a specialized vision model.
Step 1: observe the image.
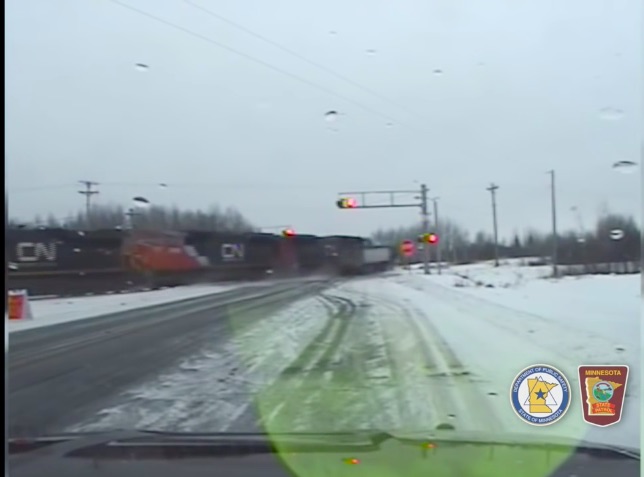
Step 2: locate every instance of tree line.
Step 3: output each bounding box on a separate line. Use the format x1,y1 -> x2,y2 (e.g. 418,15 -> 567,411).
9,203 -> 256,233
371,212 -> 640,265
9,204 -> 640,265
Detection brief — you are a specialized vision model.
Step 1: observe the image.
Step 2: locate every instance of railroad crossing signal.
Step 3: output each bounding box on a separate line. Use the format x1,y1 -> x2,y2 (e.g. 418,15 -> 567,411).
400,240 -> 415,257
282,228 -> 295,237
418,233 -> 439,244
336,197 -> 357,209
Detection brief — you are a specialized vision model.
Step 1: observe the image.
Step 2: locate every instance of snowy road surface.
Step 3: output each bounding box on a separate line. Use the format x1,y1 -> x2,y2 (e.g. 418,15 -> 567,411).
8,279 -> 334,435
64,268 -> 639,449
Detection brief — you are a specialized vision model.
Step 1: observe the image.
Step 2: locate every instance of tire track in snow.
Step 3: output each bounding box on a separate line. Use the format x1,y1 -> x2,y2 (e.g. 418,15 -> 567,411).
334,296 -> 401,431
360,295 -> 451,431
257,294 -> 358,431
341,282 -> 504,434
278,293 -> 401,432
65,294 -> 336,433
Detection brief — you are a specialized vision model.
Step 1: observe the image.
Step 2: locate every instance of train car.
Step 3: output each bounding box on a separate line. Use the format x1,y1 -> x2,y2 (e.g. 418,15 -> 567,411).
289,234 -> 325,273
7,228 -> 129,296
320,235 -> 366,275
184,231 -> 281,280
245,232 -> 282,276
361,245 -> 394,273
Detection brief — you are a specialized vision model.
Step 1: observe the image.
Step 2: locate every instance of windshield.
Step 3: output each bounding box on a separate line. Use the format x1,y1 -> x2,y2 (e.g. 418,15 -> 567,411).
6,1 -> 640,476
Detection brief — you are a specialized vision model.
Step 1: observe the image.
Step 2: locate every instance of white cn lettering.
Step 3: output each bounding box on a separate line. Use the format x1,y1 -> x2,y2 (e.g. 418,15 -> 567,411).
221,243 -> 245,260
16,242 -> 57,262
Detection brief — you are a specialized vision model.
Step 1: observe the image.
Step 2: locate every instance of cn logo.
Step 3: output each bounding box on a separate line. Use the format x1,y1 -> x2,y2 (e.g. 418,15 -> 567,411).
221,243 -> 245,261
16,242 -> 57,262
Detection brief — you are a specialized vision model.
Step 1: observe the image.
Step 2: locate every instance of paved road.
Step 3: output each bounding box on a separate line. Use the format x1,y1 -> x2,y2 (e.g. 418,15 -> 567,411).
8,280 -> 335,437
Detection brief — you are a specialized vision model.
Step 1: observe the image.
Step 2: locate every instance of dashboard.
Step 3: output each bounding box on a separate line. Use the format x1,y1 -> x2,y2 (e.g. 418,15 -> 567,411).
8,432 -> 640,477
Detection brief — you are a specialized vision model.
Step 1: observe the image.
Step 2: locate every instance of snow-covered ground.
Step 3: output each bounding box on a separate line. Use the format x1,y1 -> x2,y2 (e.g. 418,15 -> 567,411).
6,283 -> 256,333
65,262 -> 640,452
391,262 -> 639,448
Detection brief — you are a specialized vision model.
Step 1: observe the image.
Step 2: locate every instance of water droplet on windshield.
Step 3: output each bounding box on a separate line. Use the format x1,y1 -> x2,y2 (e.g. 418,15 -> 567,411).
324,111 -> 339,122
599,107 -> 623,120
612,160 -> 637,174
609,229 -> 625,240
135,63 -> 149,72
132,196 -> 151,208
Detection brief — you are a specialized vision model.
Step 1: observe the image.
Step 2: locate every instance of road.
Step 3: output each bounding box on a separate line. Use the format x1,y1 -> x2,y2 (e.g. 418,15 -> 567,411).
8,279 -> 335,436
8,274 -> 507,438
10,272 -> 620,443
5,266 -> 639,477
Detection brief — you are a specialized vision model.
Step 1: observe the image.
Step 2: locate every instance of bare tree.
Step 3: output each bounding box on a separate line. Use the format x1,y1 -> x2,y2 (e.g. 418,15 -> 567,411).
22,203 -> 256,233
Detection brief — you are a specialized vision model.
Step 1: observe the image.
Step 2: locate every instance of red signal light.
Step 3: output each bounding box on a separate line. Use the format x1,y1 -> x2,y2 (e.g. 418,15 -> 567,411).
419,233 -> 439,244
336,197 -> 358,209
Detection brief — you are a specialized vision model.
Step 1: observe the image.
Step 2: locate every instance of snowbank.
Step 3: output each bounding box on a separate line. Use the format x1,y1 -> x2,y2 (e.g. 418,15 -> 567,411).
407,261 -> 551,289
7,284 -> 248,333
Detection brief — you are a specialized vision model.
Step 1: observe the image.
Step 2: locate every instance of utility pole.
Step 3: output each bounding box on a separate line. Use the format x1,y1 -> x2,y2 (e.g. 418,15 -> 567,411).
124,208 -> 140,230
78,180 -> 99,227
571,206 -> 587,272
548,170 -> 558,277
486,183 -> 500,267
420,184 -> 430,275
336,184 -> 432,275
431,197 -> 442,274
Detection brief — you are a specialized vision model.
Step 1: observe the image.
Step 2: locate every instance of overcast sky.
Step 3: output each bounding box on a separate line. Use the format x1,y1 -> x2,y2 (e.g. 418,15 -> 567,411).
6,0 -> 641,237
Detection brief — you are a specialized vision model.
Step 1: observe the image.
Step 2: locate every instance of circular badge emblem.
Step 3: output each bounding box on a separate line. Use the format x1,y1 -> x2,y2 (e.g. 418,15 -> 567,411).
510,364 -> 571,426
592,381 -> 614,402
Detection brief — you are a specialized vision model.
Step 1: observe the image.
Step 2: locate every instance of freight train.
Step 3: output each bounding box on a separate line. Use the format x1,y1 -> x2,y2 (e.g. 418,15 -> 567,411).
6,228 -> 395,296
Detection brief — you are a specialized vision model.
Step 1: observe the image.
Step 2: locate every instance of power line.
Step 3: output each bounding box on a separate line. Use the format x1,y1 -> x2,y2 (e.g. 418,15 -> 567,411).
12,180 -> 413,192
8,184 -> 78,193
99,181 -> 333,189
105,0 -> 417,129
181,0 -> 435,125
